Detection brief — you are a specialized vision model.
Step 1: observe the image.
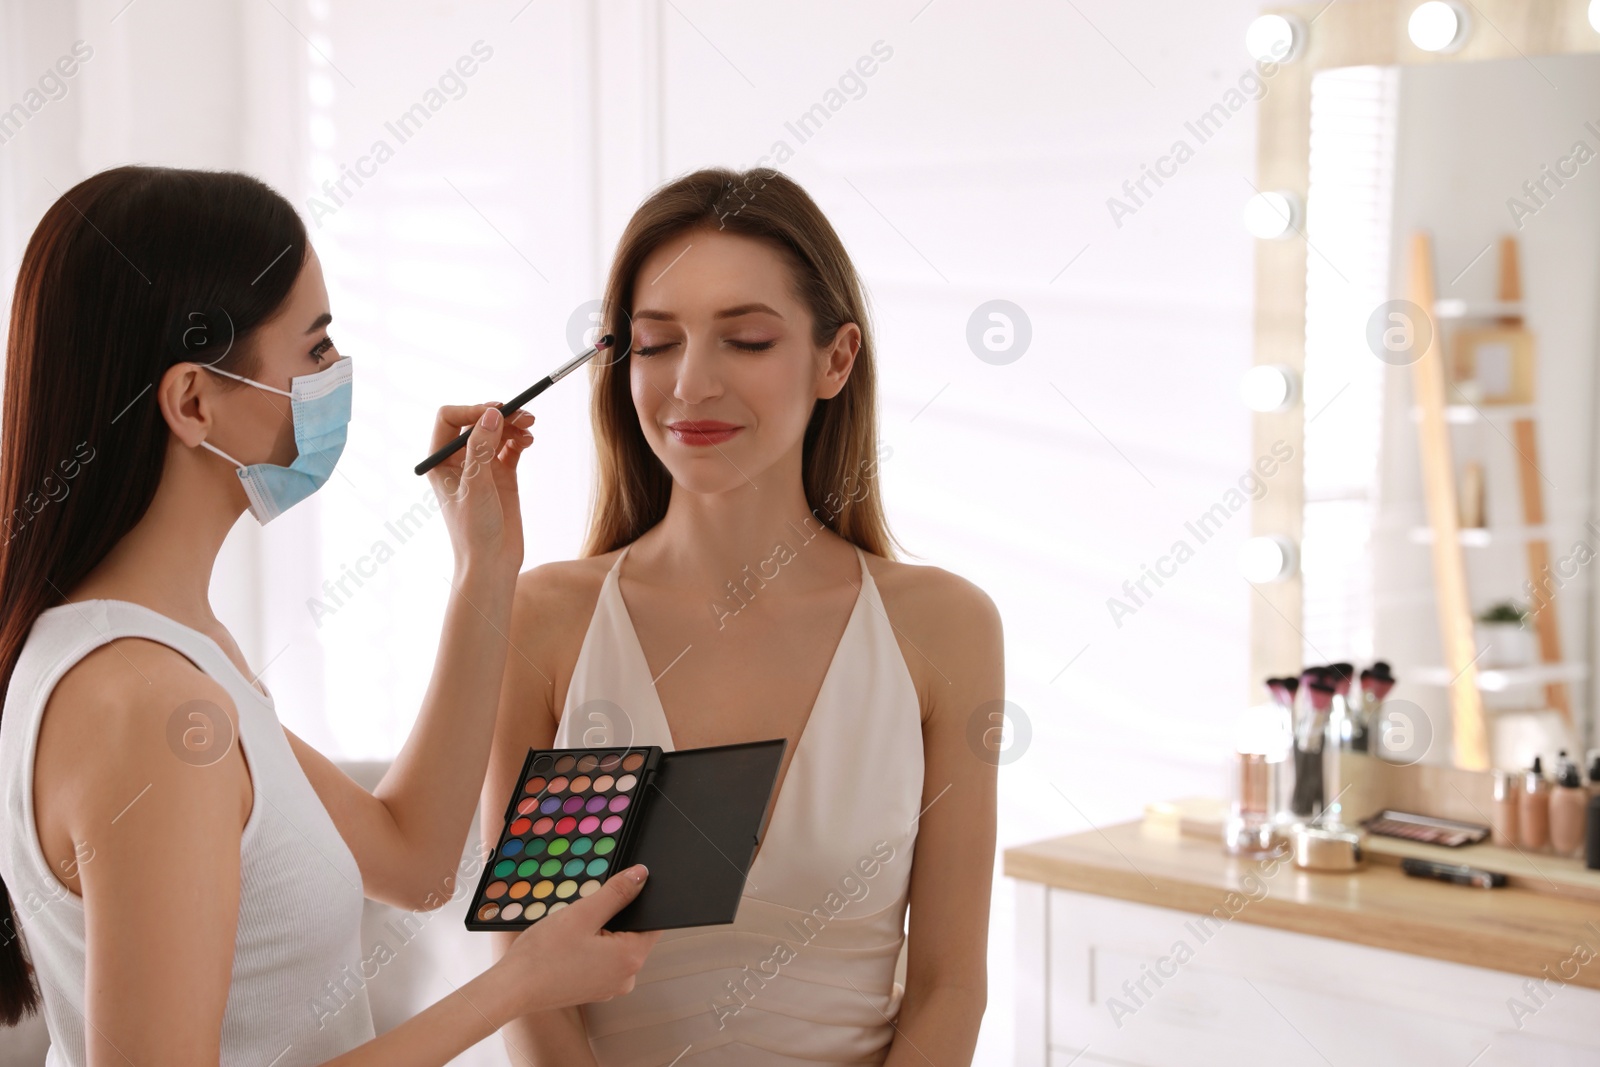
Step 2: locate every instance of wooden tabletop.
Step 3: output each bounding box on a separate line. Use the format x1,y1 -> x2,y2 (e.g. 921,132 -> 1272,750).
1004,818 -> 1600,991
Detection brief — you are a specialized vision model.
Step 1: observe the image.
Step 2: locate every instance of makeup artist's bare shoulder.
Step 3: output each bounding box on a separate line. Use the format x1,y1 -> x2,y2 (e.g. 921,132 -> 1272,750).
862,551 -> 1003,722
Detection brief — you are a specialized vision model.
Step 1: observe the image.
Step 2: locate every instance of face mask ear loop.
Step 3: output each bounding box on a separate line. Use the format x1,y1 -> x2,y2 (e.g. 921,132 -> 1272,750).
198,438 -> 247,470
196,361 -> 293,398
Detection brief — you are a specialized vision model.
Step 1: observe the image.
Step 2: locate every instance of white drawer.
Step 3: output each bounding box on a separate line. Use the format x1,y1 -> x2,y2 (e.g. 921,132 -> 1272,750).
1032,888 -> 1600,1067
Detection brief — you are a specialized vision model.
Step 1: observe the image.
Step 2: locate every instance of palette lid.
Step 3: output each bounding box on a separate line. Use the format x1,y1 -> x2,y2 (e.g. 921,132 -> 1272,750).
607,738 -> 787,932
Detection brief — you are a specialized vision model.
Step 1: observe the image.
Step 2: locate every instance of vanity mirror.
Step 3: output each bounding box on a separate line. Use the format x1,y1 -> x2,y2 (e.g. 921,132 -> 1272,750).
1248,0 -> 1600,773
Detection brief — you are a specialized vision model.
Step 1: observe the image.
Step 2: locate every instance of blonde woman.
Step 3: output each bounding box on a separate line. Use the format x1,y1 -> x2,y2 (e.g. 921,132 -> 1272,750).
486,168 -> 1002,1066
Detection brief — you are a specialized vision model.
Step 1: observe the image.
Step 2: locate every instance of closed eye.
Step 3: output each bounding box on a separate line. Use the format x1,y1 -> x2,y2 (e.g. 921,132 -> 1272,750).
633,339 -> 775,358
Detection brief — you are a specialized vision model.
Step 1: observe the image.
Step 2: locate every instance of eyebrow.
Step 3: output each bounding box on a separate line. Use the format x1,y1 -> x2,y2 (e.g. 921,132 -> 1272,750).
632,303 -> 784,322
306,312 -> 333,334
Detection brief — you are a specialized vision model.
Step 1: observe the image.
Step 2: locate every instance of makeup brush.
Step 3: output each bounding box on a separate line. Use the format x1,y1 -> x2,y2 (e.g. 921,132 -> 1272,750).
414,333 -> 615,476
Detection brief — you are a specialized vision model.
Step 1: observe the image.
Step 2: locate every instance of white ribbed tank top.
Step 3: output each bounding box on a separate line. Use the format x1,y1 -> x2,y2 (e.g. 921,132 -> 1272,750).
0,599 -> 376,1067
554,543 -> 925,1066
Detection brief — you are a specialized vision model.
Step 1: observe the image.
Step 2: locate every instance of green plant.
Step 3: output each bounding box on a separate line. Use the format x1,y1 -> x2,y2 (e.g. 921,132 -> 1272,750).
1477,600 -> 1528,625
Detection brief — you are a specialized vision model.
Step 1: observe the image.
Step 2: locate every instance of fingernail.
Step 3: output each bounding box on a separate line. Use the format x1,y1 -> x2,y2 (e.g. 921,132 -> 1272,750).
480,407 -> 501,429
628,865 -> 648,883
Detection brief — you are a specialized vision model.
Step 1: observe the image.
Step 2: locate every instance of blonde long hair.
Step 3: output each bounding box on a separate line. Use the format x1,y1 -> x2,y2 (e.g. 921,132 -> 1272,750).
580,167 -> 901,560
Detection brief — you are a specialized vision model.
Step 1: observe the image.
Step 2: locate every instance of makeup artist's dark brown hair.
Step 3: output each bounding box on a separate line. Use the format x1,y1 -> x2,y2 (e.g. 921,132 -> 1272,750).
0,166 -> 306,1024
582,167 -> 901,559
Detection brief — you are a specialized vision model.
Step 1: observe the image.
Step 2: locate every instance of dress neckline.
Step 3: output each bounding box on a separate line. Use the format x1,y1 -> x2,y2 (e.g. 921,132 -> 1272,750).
607,541 -> 871,866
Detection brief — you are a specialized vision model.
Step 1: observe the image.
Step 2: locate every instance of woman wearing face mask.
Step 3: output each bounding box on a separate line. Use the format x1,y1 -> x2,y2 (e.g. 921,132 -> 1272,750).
486,168 -> 1002,1065
0,166 -> 660,1066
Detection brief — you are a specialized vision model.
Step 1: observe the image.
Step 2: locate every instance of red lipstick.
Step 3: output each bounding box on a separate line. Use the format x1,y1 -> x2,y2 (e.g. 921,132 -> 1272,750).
668,420 -> 741,447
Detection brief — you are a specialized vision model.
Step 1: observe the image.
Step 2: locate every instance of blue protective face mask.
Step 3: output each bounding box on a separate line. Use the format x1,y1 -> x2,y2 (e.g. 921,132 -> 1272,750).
197,356 -> 352,525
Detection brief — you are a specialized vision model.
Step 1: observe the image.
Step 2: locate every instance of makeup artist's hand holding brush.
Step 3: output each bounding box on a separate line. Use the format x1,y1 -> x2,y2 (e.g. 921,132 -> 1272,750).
424,401 -> 536,582
489,864 -> 663,1016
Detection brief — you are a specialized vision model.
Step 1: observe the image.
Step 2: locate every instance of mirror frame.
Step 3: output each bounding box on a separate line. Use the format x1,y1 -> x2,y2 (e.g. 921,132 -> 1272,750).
1249,0 -> 1600,769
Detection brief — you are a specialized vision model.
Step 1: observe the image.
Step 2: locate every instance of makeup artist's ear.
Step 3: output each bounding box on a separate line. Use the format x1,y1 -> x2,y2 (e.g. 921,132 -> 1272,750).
155,361 -> 216,447
815,322 -> 860,402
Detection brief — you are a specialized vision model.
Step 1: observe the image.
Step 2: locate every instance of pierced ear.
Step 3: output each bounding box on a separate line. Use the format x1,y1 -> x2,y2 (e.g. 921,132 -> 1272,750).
155,362 -> 211,447
818,322 -> 861,401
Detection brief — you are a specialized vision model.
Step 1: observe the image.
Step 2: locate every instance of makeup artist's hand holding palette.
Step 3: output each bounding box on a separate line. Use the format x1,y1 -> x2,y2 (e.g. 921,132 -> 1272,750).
468,740 -> 786,932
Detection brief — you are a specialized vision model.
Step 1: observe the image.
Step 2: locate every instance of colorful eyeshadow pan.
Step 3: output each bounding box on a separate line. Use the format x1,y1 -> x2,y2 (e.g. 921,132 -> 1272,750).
468,746 -> 659,931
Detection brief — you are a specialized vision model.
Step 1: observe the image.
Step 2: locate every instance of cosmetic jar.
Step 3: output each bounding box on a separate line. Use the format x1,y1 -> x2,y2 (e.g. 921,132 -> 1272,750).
1291,826 -> 1364,872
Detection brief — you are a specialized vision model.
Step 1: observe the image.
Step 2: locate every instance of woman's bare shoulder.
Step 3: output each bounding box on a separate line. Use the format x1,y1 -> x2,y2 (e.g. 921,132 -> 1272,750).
513,550 -> 623,621
865,552 -> 999,630
862,551 -> 1003,714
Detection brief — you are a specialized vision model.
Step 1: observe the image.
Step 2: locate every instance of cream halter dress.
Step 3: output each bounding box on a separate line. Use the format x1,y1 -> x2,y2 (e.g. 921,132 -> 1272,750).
553,542 -> 925,1065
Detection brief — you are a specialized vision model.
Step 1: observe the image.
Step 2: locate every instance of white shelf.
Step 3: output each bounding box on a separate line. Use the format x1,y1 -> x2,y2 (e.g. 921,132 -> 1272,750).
1434,298 -> 1523,320
1407,661 -> 1588,692
1410,403 -> 1538,423
1408,524 -> 1553,546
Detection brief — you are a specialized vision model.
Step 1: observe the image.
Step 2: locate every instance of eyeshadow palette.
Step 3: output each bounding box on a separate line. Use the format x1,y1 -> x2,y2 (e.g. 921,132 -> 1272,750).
467,739 -> 786,933
1361,809 -> 1490,848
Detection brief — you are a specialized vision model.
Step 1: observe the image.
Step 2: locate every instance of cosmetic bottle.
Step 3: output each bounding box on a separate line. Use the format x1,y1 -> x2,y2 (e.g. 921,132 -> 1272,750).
1322,663 -> 1377,831
1519,756 -> 1550,851
1550,751 -> 1587,857
1586,792 -> 1600,871
1490,769 -> 1520,848
1264,677 -> 1299,829
1224,700 -> 1291,858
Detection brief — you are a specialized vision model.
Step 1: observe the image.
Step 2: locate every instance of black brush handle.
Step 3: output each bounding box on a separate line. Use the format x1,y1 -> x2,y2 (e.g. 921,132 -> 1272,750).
413,334 -> 614,476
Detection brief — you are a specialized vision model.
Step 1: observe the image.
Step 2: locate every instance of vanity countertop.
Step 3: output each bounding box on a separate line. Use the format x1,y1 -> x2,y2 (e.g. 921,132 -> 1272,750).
1004,817 -> 1600,991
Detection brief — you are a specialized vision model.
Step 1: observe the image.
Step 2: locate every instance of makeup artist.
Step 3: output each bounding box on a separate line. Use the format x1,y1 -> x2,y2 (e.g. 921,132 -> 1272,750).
0,165 -> 659,1066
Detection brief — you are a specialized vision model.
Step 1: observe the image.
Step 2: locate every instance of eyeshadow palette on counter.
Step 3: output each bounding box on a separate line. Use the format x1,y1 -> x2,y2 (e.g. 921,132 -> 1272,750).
466,739 -> 786,933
